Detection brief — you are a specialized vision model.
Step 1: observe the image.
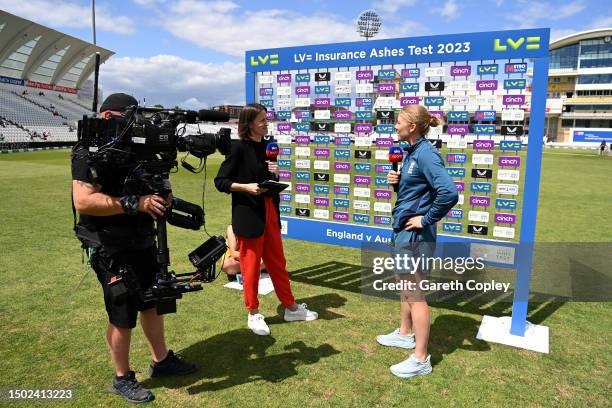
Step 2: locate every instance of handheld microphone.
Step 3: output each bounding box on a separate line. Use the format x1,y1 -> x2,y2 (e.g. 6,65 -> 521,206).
388,146 -> 403,193
266,141 -> 279,162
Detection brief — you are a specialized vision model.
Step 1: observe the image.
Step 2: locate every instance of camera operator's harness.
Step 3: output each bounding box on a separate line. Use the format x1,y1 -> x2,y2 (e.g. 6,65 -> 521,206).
72,106 -> 231,314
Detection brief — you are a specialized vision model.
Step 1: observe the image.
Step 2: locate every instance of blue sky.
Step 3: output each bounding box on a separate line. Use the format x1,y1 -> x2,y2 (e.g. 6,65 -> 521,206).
1,0 -> 610,108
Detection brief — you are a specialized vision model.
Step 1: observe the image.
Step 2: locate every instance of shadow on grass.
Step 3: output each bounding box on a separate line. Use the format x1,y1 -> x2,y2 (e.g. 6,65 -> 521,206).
429,314 -> 490,367
289,261 -> 566,326
141,293 -> 343,393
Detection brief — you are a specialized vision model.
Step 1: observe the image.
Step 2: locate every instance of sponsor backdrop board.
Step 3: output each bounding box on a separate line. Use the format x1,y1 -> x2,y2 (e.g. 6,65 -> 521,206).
246,28 -> 550,336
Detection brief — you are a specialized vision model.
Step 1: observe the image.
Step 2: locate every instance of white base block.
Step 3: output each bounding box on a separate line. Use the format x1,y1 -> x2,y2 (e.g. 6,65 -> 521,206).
476,315 -> 549,353
223,273 -> 276,295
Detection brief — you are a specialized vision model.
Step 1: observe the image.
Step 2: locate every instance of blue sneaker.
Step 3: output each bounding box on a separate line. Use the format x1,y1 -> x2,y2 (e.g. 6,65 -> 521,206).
111,371 -> 154,404
376,328 -> 416,349
390,354 -> 432,378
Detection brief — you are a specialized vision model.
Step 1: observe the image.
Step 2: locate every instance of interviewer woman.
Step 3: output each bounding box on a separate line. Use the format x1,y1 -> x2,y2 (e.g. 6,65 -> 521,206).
215,103 -> 317,336
378,105 -> 458,378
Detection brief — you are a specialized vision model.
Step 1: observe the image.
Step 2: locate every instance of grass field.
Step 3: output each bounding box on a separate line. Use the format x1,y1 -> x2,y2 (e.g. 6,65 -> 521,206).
0,148 -> 611,407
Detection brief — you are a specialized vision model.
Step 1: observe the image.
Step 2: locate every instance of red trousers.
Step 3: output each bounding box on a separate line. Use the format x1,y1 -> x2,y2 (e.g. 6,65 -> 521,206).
237,197 -> 295,311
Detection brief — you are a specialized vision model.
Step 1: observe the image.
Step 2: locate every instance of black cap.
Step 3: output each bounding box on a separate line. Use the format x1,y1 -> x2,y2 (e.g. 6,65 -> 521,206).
99,93 -> 138,113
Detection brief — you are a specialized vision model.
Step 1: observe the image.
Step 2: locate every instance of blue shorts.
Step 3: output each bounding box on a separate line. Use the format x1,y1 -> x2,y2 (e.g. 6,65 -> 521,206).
391,225 -> 437,275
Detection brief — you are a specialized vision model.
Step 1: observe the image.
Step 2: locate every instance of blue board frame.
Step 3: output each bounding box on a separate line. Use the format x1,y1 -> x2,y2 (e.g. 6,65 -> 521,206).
245,28 -> 550,336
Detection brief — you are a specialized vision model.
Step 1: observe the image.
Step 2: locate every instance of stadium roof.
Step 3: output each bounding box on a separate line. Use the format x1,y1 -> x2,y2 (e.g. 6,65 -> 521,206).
0,10 -> 113,90
550,28 -> 612,50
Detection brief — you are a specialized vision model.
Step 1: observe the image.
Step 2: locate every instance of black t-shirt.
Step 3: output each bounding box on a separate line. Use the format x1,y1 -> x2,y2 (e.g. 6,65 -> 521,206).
71,145 -> 154,248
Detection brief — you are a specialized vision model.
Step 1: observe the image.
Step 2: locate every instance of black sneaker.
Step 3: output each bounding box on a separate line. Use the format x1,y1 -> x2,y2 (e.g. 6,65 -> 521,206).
149,350 -> 199,377
111,371 -> 154,404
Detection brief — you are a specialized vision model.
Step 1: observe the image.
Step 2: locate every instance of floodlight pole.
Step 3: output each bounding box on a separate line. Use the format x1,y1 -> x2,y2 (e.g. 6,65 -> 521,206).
91,0 -> 99,114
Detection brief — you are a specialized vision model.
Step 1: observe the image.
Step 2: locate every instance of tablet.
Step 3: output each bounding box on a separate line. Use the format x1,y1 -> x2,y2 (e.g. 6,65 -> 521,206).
258,180 -> 289,193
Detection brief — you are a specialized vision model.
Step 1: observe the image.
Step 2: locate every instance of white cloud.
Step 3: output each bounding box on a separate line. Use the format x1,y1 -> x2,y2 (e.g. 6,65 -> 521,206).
550,28 -> 579,42
153,0 -> 426,57
374,0 -> 418,15
591,15 -> 612,29
507,1 -> 586,28
98,54 -> 244,108
432,0 -> 459,20
0,0 -> 135,35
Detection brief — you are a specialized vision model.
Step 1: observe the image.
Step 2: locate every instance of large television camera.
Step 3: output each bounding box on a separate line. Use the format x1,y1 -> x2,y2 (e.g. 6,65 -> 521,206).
74,105 -> 233,314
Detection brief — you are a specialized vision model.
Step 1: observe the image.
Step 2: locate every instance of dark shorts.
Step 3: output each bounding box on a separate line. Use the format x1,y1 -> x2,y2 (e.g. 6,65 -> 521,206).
90,246 -> 159,329
391,225 -> 437,275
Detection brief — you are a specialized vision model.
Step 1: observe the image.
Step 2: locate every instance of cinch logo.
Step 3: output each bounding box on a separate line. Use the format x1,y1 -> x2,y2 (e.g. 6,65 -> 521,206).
504,79 -> 527,89
278,159 -> 292,168
279,206 -> 292,214
500,140 -> 522,151
496,198 -> 518,210
334,186 -> 350,195
376,124 -> 395,134
355,123 -> 373,133
315,85 -> 331,94
355,111 -> 372,120
477,64 -> 498,75
295,123 -> 311,132
334,149 -> 350,158
473,140 -> 495,150
295,171 -> 311,180
447,168 -> 466,178
454,181 -> 465,191
277,111 -> 291,119
375,176 -> 389,186
314,135 -> 330,144
450,65 -> 471,76
474,125 -> 496,135
333,212 -> 349,221
295,86 -> 311,95
494,36 -> 540,51
494,213 -> 516,225
314,172 -> 330,182
354,175 -> 371,185
356,98 -> 373,107
314,197 -> 330,207
400,83 -> 419,93
335,137 -> 351,146
315,98 -> 331,107
356,70 -> 374,80
476,80 -> 498,91
315,72 -> 331,82
278,171 -> 292,180
447,111 -> 469,122
295,110 -> 311,119
442,222 -> 463,233
260,100 -> 273,108
424,96 -> 444,106
249,54 -> 279,67
353,214 -> 371,223
266,111 -> 275,120
334,161 -> 351,171
401,68 -> 420,78
355,150 -> 372,159
377,83 -> 396,93
354,163 -> 372,172
474,110 -> 496,121
447,209 -> 464,219
335,98 -> 352,107
446,153 -> 467,164
375,164 -> 392,174
425,82 -> 444,91
295,208 -> 310,217
277,74 -> 291,83
471,182 -> 492,193
280,193 -> 291,202
259,88 -> 273,96
334,110 -> 352,120
378,69 -> 397,79
295,183 -> 311,192
313,148 -> 329,158
333,198 -> 350,208
295,73 -> 311,82
374,216 -> 392,225
374,189 -> 392,199
448,125 -> 468,135
504,63 -> 528,73
314,185 -> 329,194
294,135 -> 310,144
375,137 -> 393,147
470,196 -> 491,207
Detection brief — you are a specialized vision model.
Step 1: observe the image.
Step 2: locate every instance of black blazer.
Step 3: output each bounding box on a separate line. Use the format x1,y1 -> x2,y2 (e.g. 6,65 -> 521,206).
214,138 -> 281,238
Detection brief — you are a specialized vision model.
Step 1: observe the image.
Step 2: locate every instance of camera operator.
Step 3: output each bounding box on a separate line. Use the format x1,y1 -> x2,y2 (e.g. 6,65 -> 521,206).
71,93 -> 198,404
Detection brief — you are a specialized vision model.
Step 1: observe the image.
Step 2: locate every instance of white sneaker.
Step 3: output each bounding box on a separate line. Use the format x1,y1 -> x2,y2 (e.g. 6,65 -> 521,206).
284,303 -> 319,322
247,313 -> 270,336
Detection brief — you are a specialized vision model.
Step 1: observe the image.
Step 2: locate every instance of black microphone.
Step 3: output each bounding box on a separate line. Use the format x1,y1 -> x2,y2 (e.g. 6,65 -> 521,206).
197,109 -> 230,122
